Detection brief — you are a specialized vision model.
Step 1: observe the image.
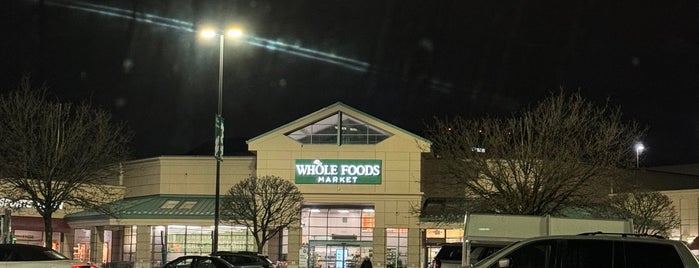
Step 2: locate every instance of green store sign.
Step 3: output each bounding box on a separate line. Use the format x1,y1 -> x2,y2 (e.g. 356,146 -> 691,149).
295,159 -> 382,184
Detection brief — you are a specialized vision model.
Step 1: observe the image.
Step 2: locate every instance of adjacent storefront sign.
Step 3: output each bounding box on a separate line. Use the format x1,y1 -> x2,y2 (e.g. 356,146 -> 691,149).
295,159 -> 382,184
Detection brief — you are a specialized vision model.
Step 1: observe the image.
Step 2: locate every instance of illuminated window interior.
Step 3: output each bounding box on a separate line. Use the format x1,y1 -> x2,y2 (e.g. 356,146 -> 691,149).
286,112 -> 392,145
179,201 -> 197,209
161,200 -> 179,209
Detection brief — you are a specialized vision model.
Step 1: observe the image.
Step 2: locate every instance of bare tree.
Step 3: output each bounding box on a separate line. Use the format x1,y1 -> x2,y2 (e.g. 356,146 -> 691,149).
593,191 -> 680,237
425,92 -> 644,216
0,77 -> 131,247
221,175 -> 303,253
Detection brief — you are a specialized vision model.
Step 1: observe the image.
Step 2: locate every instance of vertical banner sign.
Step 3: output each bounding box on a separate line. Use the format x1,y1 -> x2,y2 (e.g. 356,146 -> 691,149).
215,114 -> 224,160
295,159 -> 382,184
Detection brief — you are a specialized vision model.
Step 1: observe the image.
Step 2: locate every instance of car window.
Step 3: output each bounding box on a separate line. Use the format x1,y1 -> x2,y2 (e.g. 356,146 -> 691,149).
622,241 -> 684,268
560,239 -> 613,268
493,240 -> 553,268
220,255 -> 251,264
473,242 -> 520,267
470,246 -> 504,264
170,257 -> 196,268
435,245 -> 461,261
259,256 -> 275,265
195,258 -> 216,268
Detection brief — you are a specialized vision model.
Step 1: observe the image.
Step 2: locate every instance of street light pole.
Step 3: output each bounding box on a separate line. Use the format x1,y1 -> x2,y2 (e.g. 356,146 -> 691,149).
202,26 -> 242,254
213,33 -> 224,254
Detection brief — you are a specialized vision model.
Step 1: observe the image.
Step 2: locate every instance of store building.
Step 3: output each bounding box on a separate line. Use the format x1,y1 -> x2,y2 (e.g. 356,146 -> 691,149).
65,102 -> 445,268
9,102 -> 699,268
0,205 -> 74,255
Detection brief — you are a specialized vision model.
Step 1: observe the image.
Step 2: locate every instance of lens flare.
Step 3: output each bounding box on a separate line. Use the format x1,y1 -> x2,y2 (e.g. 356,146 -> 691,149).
43,0 -> 369,72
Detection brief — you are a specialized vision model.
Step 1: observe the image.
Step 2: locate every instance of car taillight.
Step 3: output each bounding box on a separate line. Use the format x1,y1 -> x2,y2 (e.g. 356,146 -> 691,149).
71,264 -> 99,268
433,259 -> 441,268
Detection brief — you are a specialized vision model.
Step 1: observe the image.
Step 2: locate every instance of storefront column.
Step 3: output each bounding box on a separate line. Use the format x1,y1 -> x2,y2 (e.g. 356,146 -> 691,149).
407,228 -> 421,268
110,228 -> 123,262
373,229 -> 386,268
288,226 -> 301,268
134,225 -> 152,268
90,226 -> 104,265
62,231 -> 75,258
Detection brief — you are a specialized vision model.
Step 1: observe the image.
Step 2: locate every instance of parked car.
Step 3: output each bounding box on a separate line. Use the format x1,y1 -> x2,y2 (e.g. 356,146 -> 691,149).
163,255 -> 234,268
430,242 -> 507,268
472,232 -> 699,268
211,251 -> 276,268
0,243 -> 97,268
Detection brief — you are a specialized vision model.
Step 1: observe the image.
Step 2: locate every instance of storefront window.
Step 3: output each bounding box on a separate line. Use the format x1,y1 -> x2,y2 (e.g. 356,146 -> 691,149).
444,229 -> 463,243
425,229 -> 463,263
72,227 -> 113,263
152,226 -> 166,267
163,225 -> 212,260
217,225 -> 256,252
286,113 -> 391,145
103,230 -> 112,263
14,230 -> 45,246
74,229 -> 91,263
301,207 -> 374,268
386,228 -> 407,268
162,224 -> 255,264
281,228 -> 289,260
11,229 -> 61,251
123,226 -> 136,262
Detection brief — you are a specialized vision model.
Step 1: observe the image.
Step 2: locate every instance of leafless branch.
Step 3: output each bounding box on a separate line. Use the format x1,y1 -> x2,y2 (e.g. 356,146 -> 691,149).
0,77 -> 131,246
221,175 -> 303,253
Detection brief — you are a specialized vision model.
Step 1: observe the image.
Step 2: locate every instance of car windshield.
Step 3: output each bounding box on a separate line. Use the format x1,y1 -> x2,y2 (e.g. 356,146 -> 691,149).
435,245 -> 461,260
470,242 -> 519,267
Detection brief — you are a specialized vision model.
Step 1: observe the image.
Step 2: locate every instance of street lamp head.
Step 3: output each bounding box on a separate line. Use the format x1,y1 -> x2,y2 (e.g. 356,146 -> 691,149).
635,143 -> 645,153
199,26 -> 244,39
200,28 -> 218,38
226,27 -> 243,38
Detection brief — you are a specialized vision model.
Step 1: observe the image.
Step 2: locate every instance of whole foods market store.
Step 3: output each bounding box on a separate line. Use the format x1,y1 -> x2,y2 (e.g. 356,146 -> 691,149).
66,102 -> 445,268
249,102 -> 431,268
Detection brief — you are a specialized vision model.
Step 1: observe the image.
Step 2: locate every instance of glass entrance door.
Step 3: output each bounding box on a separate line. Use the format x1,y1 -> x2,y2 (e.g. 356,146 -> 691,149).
331,243 -> 359,268
315,243 -> 362,268
302,207 -> 375,268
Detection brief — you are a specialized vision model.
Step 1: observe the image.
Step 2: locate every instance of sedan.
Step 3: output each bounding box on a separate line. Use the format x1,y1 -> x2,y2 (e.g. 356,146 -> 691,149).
0,243 -> 97,268
163,255 -> 235,268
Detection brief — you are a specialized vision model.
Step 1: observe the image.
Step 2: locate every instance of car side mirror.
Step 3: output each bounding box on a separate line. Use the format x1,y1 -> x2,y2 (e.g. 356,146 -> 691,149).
497,258 -> 510,268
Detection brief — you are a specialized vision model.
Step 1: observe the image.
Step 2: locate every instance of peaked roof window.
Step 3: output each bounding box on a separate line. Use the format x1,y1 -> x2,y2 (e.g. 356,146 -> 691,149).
161,200 -> 179,209
286,112 -> 392,145
179,201 -> 197,209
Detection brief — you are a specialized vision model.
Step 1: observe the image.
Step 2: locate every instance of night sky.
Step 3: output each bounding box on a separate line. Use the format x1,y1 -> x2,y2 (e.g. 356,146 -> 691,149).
1,0 -> 698,166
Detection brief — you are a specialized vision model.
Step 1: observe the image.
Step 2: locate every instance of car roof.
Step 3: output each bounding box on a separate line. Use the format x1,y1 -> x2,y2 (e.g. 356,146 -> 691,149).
0,244 -> 52,249
517,233 -> 680,244
213,251 -> 265,255
168,255 -> 235,267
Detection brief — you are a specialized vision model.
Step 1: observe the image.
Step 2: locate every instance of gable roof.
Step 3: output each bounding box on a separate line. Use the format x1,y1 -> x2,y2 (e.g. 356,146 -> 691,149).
246,101 -> 431,146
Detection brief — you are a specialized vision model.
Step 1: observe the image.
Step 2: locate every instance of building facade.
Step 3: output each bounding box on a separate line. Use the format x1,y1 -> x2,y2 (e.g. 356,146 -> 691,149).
13,102 -> 698,268
65,102 -> 447,268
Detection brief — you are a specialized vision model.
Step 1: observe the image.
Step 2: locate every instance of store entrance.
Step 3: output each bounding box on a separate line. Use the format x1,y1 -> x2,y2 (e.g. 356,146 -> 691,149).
309,240 -> 373,268
326,243 -> 360,268
301,206 -> 375,268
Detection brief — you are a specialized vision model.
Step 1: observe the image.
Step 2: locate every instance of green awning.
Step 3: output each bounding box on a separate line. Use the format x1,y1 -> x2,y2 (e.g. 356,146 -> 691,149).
65,194 -> 216,221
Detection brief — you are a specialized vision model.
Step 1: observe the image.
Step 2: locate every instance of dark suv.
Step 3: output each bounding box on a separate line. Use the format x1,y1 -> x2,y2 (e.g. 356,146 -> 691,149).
472,233 -> 699,268
431,242 -> 508,268
211,251 -> 276,268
